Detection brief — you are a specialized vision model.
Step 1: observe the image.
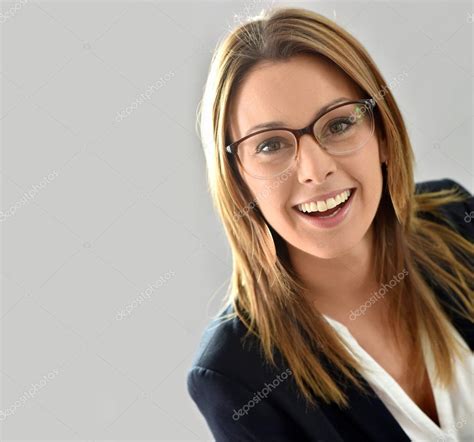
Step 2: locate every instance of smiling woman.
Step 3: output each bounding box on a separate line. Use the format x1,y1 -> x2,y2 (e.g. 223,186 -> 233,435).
187,6 -> 473,442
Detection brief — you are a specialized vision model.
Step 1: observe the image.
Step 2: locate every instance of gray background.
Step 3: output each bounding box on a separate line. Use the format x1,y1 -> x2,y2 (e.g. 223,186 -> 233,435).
1,0 -> 472,440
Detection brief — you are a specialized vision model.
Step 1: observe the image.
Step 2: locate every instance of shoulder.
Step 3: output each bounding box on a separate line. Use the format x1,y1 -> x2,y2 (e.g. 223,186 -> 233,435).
187,304 -> 287,396
415,177 -> 473,241
415,178 -> 473,350
187,304 -> 268,380
186,304 -> 307,441
414,177 -> 471,196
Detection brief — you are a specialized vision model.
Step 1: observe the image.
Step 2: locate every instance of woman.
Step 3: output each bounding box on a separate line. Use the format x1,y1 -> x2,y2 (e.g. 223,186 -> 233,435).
187,7 -> 473,442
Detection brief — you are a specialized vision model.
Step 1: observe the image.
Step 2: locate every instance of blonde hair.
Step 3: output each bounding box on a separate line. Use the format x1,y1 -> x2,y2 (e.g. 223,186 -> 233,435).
197,6 -> 473,407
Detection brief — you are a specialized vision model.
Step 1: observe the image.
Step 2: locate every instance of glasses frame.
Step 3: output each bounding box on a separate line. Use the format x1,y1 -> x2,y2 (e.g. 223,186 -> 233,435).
225,97 -> 377,179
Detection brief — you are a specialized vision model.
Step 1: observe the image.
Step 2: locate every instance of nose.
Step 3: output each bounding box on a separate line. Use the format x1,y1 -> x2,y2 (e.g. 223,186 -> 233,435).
295,133 -> 337,184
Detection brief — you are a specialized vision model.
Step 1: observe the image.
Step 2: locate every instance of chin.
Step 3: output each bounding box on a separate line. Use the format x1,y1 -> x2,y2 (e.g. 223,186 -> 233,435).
304,232 -> 363,259
308,245 -> 351,260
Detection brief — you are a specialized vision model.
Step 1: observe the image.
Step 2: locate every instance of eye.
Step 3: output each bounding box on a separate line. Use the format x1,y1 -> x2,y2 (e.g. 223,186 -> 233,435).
327,118 -> 353,135
255,137 -> 288,154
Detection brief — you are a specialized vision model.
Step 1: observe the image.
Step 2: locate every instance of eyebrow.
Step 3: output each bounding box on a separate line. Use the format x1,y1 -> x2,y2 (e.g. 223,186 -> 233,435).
244,96 -> 352,136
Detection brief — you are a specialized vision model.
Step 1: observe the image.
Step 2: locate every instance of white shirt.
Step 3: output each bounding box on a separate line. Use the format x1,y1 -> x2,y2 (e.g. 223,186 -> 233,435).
323,315 -> 474,441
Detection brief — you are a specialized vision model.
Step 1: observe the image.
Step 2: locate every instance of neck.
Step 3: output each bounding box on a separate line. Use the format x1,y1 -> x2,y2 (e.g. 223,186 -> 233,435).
288,225 -> 380,322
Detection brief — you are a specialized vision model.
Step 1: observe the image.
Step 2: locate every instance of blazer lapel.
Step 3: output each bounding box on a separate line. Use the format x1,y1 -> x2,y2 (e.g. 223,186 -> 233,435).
317,359 -> 411,442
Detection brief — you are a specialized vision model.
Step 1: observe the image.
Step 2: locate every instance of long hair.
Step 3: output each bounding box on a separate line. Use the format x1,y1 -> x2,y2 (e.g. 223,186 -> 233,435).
197,6 -> 473,407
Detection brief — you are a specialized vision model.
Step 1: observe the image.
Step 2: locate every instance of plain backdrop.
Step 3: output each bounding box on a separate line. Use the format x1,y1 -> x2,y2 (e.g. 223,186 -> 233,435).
1,0 -> 472,440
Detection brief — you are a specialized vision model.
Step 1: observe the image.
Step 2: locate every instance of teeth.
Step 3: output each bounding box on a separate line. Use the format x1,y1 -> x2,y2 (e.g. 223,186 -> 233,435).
297,189 -> 352,213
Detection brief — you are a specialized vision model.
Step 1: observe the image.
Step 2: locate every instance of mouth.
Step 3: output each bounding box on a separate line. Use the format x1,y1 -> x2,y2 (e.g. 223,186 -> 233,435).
292,187 -> 357,228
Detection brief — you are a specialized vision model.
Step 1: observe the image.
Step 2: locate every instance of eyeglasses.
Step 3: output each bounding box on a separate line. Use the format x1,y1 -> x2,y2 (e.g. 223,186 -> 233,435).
226,98 -> 377,179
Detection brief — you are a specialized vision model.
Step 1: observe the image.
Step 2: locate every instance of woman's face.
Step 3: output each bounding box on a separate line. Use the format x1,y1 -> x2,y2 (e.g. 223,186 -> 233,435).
228,54 -> 387,259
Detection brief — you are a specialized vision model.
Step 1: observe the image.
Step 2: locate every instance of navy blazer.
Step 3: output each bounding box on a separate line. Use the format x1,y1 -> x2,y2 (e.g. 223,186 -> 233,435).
187,178 -> 473,442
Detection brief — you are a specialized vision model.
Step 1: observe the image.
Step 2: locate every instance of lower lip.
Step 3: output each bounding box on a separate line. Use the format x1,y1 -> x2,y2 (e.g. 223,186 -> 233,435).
293,188 -> 356,229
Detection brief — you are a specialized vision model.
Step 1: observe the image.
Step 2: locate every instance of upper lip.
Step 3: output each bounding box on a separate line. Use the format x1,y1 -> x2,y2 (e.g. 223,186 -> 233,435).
293,187 -> 355,206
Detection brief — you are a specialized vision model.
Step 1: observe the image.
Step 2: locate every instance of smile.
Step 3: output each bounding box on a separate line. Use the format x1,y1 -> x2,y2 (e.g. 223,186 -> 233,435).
296,189 -> 352,214
292,188 -> 357,228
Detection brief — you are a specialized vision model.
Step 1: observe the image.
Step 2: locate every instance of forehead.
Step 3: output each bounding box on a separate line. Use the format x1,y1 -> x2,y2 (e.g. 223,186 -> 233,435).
228,54 -> 361,141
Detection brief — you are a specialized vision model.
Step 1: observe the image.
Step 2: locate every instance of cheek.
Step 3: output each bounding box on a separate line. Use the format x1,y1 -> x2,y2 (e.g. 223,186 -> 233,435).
349,137 -> 382,178
244,177 -> 292,222
338,136 -> 382,191
341,144 -> 384,231
346,142 -> 382,188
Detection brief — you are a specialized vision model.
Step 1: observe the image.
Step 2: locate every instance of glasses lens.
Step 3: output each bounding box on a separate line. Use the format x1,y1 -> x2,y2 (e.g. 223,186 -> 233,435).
314,102 -> 374,154
237,130 -> 296,178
